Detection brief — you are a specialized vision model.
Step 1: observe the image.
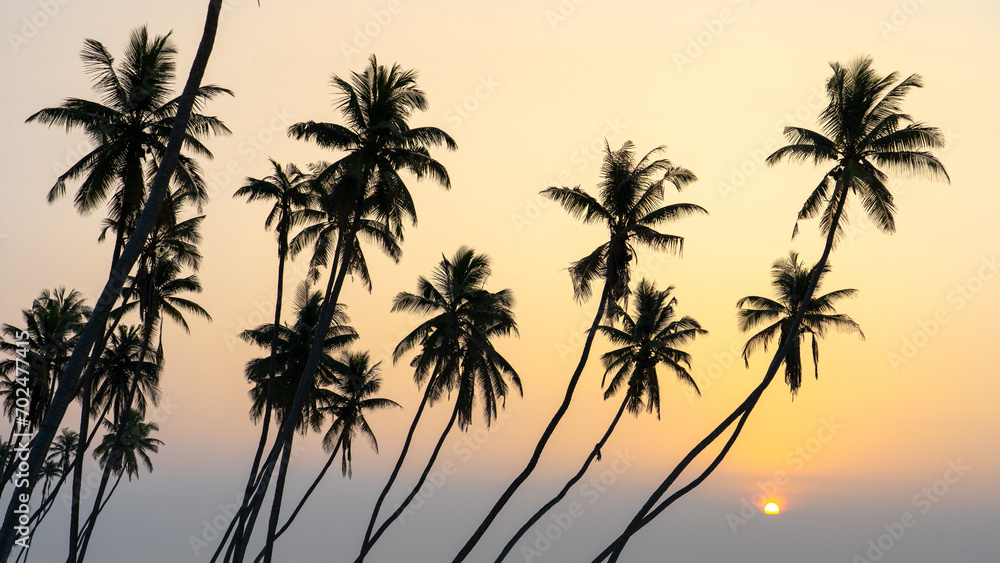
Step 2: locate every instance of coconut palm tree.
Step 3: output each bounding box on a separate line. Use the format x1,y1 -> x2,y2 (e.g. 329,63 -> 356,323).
74,256 -> 209,562
227,56 -> 455,563
496,280 -> 704,561
90,325 -> 162,427
593,56 -> 950,562
48,428 -> 80,476
359,247 -> 520,561
738,252 -> 864,395
25,25 -> 231,267
239,282 -> 358,563
233,159 -> 322,526
74,410 -> 163,560
454,141 -> 704,561
253,351 -> 399,561
240,283 -> 358,435
0,288 -> 90,432
0,2 -> 226,557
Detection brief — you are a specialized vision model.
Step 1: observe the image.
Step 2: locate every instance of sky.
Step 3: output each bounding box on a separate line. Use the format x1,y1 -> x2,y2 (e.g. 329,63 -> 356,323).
1,0 -> 999,561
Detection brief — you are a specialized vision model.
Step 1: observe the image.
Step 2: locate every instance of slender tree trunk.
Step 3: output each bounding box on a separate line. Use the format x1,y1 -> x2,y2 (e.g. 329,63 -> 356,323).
594,182 -> 850,562
233,225 -> 357,562
496,396 -> 629,562
73,311 -> 158,563
451,286 -> 611,562
232,240 -> 288,560
262,432 -> 294,563
357,399 -> 462,562
361,376 -> 436,548
0,2 -> 224,557
267,433 -> 345,547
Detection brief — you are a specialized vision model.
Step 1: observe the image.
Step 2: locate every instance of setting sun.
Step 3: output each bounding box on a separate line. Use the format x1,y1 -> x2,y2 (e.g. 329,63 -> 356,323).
764,502 -> 781,515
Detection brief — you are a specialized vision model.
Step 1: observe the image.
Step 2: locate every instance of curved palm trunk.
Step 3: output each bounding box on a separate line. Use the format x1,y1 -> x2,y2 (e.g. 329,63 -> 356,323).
357,399 -> 462,562
0,2 -> 223,558
261,432 -> 294,563
232,237 -> 288,560
496,396 -> 629,562
249,433 -> 346,563
74,318 -> 157,563
360,375 -> 436,549
233,225 -> 357,563
593,181 -> 850,562
451,286 -> 611,562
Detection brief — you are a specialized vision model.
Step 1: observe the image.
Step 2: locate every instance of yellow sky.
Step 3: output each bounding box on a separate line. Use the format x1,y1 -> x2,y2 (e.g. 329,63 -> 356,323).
1,0 -> 998,561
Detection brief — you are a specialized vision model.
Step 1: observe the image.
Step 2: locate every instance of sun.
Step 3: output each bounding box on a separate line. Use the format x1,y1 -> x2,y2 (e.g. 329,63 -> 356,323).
763,502 -> 780,515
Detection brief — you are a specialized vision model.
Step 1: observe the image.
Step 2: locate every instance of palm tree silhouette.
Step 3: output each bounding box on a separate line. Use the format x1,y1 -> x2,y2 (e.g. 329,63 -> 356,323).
595,56 -> 949,562
228,55 -> 455,563
0,288 -> 90,433
251,351 -> 399,562
240,283 -> 358,435
496,280 -> 704,561
359,247 -> 520,560
25,25 -> 230,267
738,252 -> 863,395
455,141 -> 705,561
233,159 -> 321,527
238,282 -> 357,563
0,2 -> 227,556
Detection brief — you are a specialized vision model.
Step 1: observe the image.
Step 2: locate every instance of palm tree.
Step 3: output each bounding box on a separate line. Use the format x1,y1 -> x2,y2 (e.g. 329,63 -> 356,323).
48,428 -> 79,476
738,252 -> 864,396
496,280 -> 705,561
74,410 -> 163,561
226,55 -> 455,563
0,288 -> 90,432
454,141 -> 704,561
90,325 -> 162,427
233,159 -> 322,537
240,283 -> 358,435
254,351 -> 399,560
592,57 -> 949,563
0,2 -> 226,557
25,25 -> 231,267
359,247 -> 520,560
239,282 -> 358,563
91,410 -> 163,481
75,256 -> 209,562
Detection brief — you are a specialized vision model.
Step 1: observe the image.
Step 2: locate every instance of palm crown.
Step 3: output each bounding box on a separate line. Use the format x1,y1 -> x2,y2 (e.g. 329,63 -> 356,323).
766,55 -> 950,242
240,283 -> 358,434
737,252 -> 864,395
392,247 -> 521,430
542,141 -> 705,313
598,280 -> 707,418
26,26 -> 231,259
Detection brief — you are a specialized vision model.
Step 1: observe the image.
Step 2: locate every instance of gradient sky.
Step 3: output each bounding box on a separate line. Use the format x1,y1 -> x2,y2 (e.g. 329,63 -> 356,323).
1,0 -> 999,561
